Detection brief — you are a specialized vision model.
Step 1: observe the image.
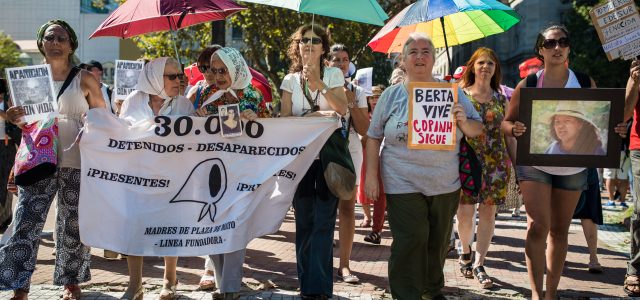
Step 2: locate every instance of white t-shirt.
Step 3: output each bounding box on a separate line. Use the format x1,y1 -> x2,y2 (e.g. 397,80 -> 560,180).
280,67 -> 345,117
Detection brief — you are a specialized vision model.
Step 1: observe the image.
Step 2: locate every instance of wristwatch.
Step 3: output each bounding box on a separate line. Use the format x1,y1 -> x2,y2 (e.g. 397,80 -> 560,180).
320,85 -> 328,95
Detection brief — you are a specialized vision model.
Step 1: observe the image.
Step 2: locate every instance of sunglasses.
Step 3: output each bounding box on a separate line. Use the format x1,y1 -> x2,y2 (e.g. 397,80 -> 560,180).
43,35 -> 69,43
299,37 -> 322,45
163,73 -> 184,80
542,37 -> 570,49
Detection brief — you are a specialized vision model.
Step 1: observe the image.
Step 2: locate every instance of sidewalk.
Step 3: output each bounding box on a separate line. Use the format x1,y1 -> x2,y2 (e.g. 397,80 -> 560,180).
0,195 -> 633,299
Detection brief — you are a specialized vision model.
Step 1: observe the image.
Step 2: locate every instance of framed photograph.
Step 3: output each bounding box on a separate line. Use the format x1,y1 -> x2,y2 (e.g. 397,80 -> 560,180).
219,103 -> 242,138
517,88 -> 624,168
407,82 -> 458,150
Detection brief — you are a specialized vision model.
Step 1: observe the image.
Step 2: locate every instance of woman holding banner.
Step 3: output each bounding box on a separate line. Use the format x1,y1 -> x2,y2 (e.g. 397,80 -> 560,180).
195,47 -> 269,300
280,24 -> 348,299
119,57 -> 195,300
3,19 -> 107,300
501,24 -> 626,299
364,32 -> 482,299
455,47 -> 515,289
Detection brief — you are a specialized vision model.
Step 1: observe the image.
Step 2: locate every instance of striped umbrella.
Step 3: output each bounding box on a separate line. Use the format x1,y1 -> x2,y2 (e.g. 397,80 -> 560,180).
368,0 -> 520,74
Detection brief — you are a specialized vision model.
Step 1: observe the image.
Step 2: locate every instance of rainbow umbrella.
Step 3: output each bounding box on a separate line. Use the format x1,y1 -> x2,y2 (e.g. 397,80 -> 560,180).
368,0 -> 520,75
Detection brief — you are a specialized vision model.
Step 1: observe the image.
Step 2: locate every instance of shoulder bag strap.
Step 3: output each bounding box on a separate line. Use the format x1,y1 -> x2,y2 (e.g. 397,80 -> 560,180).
57,66 -> 81,100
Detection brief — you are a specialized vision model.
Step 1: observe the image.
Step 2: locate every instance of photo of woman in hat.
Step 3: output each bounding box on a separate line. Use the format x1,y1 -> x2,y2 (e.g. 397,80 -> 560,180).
540,101 -> 606,155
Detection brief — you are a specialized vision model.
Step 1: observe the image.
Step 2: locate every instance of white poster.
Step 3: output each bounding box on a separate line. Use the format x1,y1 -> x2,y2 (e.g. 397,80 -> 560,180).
114,60 -> 144,100
5,64 -> 57,124
354,67 -> 373,96
79,109 -> 339,256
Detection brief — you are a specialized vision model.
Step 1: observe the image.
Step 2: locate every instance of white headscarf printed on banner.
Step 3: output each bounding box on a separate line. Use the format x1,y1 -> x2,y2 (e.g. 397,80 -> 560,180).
120,57 -> 194,123
201,47 -> 253,107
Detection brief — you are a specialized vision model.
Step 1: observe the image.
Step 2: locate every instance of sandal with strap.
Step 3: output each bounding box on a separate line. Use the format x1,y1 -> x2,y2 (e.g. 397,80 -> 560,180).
198,274 -> 216,290
159,280 -> 178,300
458,246 -> 473,279
625,274 -> 640,297
62,284 -> 82,300
364,231 -> 381,244
473,266 -> 494,289
10,289 -> 28,300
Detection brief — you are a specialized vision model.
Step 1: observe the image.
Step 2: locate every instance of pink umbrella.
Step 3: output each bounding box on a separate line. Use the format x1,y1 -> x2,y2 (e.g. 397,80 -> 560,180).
90,0 -> 246,39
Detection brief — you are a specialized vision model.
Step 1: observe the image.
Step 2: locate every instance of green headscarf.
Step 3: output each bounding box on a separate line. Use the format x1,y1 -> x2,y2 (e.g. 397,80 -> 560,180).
36,19 -> 78,60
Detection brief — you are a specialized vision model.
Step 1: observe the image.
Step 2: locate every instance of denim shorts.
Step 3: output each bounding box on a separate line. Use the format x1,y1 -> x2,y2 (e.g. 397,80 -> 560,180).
515,165 -> 587,191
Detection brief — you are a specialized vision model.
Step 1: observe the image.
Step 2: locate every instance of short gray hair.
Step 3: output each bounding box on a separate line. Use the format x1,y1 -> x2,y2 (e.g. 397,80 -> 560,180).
165,57 -> 181,70
402,32 -> 435,60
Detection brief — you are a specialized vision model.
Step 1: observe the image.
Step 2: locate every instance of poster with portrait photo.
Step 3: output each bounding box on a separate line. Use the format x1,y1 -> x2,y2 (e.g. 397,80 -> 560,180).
5,64 -> 57,124
517,88 -> 624,168
219,103 -> 242,137
114,60 -> 144,100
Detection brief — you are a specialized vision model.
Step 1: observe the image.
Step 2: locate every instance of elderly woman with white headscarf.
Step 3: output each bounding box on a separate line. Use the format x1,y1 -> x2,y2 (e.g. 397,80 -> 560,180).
119,57 -> 194,300
194,47 -> 271,119
193,47 -> 269,300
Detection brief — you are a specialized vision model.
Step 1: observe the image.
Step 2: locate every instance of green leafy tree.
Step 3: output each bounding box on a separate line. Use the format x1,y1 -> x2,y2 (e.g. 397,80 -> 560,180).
0,32 -> 23,75
231,1 -> 408,90
563,0 -> 637,88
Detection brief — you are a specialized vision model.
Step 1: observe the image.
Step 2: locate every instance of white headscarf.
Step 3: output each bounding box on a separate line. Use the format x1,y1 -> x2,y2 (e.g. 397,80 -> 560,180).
120,57 -> 195,123
201,47 -> 252,107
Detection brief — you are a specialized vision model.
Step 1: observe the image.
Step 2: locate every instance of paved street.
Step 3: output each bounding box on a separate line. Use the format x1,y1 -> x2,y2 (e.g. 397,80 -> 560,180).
0,194 -> 634,299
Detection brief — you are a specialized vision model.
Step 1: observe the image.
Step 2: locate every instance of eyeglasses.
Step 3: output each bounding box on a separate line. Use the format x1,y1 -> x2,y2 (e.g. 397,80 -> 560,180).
209,67 -> 227,75
330,58 -> 349,63
542,37 -> 570,49
197,65 -> 210,73
299,37 -> 322,45
163,73 -> 184,80
43,35 -> 69,43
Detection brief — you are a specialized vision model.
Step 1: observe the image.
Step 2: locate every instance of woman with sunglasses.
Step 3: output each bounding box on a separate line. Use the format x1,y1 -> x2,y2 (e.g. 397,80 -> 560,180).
191,47 -> 269,300
119,57 -> 195,300
3,19 -> 107,300
280,24 -> 348,299
188,45 -> 222,115
502,24 -> 626,299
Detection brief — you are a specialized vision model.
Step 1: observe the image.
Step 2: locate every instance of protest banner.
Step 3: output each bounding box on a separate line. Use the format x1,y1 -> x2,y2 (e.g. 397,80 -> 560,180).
407,82 -> 458,150
5,64 -> 57,124
79,109 -> 339,256
114,60 -> 143,100
590,0 -> 640,60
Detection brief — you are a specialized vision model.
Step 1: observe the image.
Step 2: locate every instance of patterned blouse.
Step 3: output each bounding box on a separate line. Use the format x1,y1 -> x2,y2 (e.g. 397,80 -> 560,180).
460,91 -> 509,206
202,84 -> 271,118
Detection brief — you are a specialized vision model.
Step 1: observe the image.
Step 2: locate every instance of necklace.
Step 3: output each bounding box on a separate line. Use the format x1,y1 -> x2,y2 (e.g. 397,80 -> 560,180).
299,74 -> 319,113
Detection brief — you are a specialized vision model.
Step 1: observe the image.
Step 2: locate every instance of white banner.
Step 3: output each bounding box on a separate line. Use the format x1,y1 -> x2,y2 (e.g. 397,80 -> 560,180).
79,109 -> 339,256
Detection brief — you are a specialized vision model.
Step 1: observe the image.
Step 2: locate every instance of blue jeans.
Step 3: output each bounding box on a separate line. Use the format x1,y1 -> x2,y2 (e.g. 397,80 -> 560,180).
628,150 -> 640,275
293,160 -> 339,297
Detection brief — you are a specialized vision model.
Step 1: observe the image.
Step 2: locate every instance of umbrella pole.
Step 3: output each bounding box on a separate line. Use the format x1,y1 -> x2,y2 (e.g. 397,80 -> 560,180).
440,17 -> 453,77
171,30 -> 182,66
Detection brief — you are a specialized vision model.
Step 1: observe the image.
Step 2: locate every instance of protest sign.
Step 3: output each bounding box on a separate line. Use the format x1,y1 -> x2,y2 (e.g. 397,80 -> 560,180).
354,67 -> 373,96
5,64 -> 57,124
79,109 -> 339,256
407,82 -> 458,150
590,0 -> 640,60
114,60 -> 143,100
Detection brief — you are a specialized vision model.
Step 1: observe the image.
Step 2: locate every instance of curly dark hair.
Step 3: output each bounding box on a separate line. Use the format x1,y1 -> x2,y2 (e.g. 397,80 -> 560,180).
534,24 -> 570,62
549,115 -> 602,155
286,24 -> 331,74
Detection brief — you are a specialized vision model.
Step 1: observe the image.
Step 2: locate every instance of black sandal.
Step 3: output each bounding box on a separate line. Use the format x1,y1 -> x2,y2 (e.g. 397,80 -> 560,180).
458,246 -> 473,278
473,265 -> 494,289
364,231 -> 381,244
